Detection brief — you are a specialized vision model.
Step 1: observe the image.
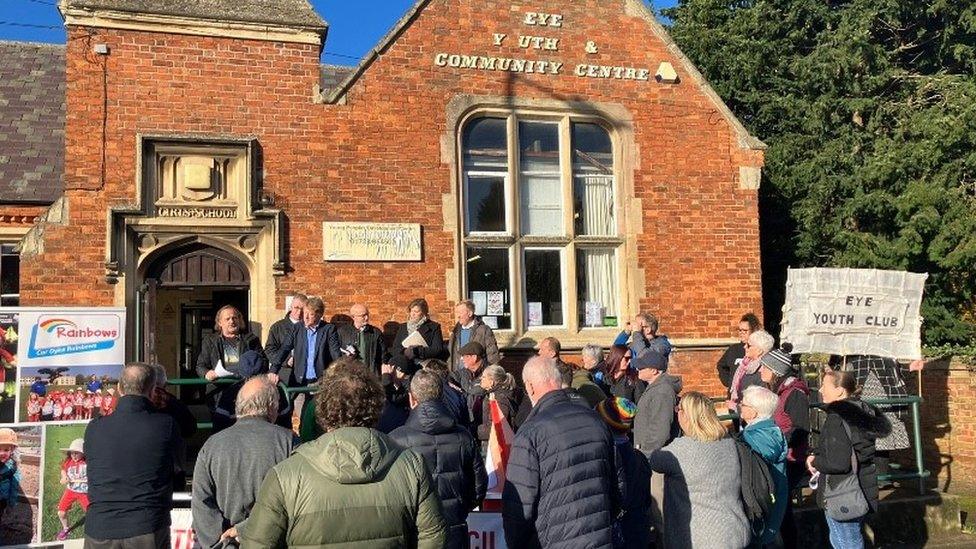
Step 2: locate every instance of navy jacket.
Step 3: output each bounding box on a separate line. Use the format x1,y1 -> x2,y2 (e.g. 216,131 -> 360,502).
389,400 -> 487,548
270,321 -> 341,385
84,395 -> 180,540
502,390 -> 619,549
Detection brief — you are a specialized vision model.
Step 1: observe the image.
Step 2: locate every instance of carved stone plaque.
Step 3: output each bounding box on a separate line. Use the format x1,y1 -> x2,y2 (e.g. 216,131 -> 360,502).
323,222 -> 422,262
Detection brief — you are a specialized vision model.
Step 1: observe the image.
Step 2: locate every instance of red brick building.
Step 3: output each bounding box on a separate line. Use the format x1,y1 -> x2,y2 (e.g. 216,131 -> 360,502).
3,0 -> 766,395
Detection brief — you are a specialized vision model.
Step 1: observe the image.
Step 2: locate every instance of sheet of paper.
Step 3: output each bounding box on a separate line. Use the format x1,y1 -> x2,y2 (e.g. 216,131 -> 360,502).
472,291 -> 488,316
487,291 -> 505,316
483,316 -> 498,330
585,301 -> 604,327
528,302 -> 543,327
213,360 -> 236,378
401,330 -> 428,348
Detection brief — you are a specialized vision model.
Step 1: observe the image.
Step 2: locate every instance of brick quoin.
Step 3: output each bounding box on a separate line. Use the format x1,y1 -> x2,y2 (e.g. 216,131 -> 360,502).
21,0 -> 764,397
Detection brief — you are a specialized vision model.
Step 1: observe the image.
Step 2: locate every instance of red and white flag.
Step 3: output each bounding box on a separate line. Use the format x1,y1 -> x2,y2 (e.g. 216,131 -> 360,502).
485,394 -> 515,494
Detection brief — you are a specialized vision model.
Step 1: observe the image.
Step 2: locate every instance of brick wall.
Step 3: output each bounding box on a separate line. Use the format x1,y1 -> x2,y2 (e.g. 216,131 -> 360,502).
21,0 -> 763,339
897,358 -> 976,494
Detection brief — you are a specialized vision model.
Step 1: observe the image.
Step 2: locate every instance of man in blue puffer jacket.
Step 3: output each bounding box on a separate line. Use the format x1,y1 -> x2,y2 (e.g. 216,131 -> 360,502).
502,356 -> 621,549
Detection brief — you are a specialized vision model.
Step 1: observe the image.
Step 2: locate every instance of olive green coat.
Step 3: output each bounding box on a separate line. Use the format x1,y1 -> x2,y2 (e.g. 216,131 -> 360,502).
241,427 -> 447,549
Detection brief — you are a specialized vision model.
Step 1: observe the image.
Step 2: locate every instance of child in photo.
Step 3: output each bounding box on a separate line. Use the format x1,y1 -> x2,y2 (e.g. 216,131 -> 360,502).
92,390 -> 102,419
52,395 -> 63,421
83,391 -> 93,420
56,438 -> 89,540
41,396 -> 54,421
100,389 -> 116,417
63,394 -> 74,421
27,393 -> 42,422
0,428 -> 21,523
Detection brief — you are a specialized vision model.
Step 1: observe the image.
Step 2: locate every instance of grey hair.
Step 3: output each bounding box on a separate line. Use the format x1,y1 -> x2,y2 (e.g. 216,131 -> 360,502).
748,330 -> 776,355
637,313 -> 659,334
483,364 -> 515,392
521,356 -> 561,387
409,369 -> 443,403
119,363 -> 155,397
235,377 -> 279,418
149,363 -> 167,388
742,385 -> 779,420
581,344 -> 603,363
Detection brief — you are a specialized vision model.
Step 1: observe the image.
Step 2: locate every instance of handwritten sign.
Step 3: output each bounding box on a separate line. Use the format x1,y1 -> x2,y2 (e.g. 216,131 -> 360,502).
323,222 -> 422,262
781,268 -> 927,360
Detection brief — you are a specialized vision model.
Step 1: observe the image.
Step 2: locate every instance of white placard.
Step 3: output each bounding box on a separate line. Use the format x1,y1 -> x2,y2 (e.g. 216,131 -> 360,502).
486,291 -> 505,316
527,302 -> 543,327
467,512 -> 507,549
482,316 -> 499,330
471,291 -> 488,316
781,268 -> 927,360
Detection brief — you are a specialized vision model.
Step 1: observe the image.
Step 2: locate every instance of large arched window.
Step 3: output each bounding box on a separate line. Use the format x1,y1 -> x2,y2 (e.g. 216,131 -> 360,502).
461,113 -> 621,333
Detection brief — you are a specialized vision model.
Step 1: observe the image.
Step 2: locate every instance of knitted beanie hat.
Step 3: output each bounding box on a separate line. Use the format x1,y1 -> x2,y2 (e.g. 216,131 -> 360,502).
760,348 -> 793,377
596,397 -> 638,433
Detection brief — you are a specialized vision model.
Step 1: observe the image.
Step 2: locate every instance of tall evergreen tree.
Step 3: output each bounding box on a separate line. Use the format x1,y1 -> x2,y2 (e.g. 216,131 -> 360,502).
663,0 -> 976,345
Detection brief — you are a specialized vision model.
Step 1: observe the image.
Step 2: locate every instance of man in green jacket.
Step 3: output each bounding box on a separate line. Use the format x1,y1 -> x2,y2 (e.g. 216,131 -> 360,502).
242,358 -> 447,549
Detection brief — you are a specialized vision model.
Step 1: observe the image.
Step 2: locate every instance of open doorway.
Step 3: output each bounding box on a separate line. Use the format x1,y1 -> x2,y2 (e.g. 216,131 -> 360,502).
142,244 -> 251,404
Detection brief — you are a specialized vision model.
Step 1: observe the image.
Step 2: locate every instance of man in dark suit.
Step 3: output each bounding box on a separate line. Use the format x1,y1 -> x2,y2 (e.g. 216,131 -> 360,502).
270,296 -> 341,387
337,303 -> 386,376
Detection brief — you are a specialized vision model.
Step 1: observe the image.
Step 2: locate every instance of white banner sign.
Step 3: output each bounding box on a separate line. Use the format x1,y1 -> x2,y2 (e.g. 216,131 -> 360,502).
16,308 -> 126,367
467,512 -> 506,549
781,268 -> 926,359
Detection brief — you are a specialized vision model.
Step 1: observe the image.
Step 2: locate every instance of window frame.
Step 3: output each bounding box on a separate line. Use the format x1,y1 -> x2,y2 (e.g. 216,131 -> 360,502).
459,110 -> 624,336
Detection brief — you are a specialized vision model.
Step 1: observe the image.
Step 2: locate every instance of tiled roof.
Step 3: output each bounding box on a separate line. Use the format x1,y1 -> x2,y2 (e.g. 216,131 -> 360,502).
320,64 -> 356,94
63,0 -> 327,30
0,41 -> 65,204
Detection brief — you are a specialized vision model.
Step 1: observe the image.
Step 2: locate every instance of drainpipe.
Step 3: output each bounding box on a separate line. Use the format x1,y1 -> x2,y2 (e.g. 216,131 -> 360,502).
134,284 -> 145,362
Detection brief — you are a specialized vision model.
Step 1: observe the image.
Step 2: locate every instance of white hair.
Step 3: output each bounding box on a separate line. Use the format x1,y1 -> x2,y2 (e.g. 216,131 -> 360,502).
521,356 -> 562,387
581,344 -> 603,363
747,330 -> 776,355
742,385 -> 779,420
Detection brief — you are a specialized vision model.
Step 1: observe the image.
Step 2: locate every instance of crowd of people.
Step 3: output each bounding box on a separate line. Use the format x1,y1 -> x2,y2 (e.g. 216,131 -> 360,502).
70,296 -> 918,549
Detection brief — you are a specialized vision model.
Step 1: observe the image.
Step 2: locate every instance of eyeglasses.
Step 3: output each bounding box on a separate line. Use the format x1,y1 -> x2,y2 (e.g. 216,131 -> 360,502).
737,328 -> 750,333
623,354 -> 632,360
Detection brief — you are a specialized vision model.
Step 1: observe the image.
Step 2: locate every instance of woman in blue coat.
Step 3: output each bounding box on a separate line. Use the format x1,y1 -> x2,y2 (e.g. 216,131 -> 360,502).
740,386 -> 789,547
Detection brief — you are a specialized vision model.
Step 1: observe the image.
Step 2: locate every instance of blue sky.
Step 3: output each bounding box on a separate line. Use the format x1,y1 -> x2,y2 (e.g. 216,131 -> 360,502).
0,0 -> 678,65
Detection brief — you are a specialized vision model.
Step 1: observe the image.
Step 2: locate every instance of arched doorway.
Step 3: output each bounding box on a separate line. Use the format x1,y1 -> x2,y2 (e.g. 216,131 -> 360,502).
141,243 -> 250,402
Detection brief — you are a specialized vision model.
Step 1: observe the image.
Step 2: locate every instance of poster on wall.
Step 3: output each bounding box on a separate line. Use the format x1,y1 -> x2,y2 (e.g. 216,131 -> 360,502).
0,312 -> 20,423
780,268 -> 927,360
9,308 -> 126,424
0,423 -> 43,546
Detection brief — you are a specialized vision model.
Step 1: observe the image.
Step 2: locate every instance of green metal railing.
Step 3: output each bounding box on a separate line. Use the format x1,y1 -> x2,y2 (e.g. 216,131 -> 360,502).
166,377 -> 314,431
718,395 -> 928,494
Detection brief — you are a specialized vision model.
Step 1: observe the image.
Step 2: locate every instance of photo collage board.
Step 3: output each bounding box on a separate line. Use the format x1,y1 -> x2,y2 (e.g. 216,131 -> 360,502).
0,308 -> 125,547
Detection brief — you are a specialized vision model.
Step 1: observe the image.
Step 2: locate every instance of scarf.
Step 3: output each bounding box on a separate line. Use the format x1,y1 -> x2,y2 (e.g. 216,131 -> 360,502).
406,316 -> 428,335
730,356 -> 761,404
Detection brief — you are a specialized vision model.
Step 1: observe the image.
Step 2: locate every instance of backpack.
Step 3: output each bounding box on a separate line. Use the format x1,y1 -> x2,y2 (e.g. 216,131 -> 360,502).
732,433 -> 776,534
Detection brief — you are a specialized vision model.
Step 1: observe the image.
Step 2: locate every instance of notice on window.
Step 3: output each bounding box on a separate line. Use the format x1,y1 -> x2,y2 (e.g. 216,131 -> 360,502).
585,301 -> 604,327
487,291 -> 505,316
323,222 -> 422,262
471,291 -> 488,316
483,316 -> 499,330
527,302 -> 543,327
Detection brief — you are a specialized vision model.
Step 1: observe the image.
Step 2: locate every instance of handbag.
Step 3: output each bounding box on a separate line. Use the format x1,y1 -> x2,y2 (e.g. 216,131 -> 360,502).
823,420 -> 870,520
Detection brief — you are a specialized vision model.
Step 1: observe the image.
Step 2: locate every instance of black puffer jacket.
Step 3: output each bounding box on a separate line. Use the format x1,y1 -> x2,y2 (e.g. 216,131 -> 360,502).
389,399 -> 487,548
502,390 -> 619,549
813,398 -> 892,514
